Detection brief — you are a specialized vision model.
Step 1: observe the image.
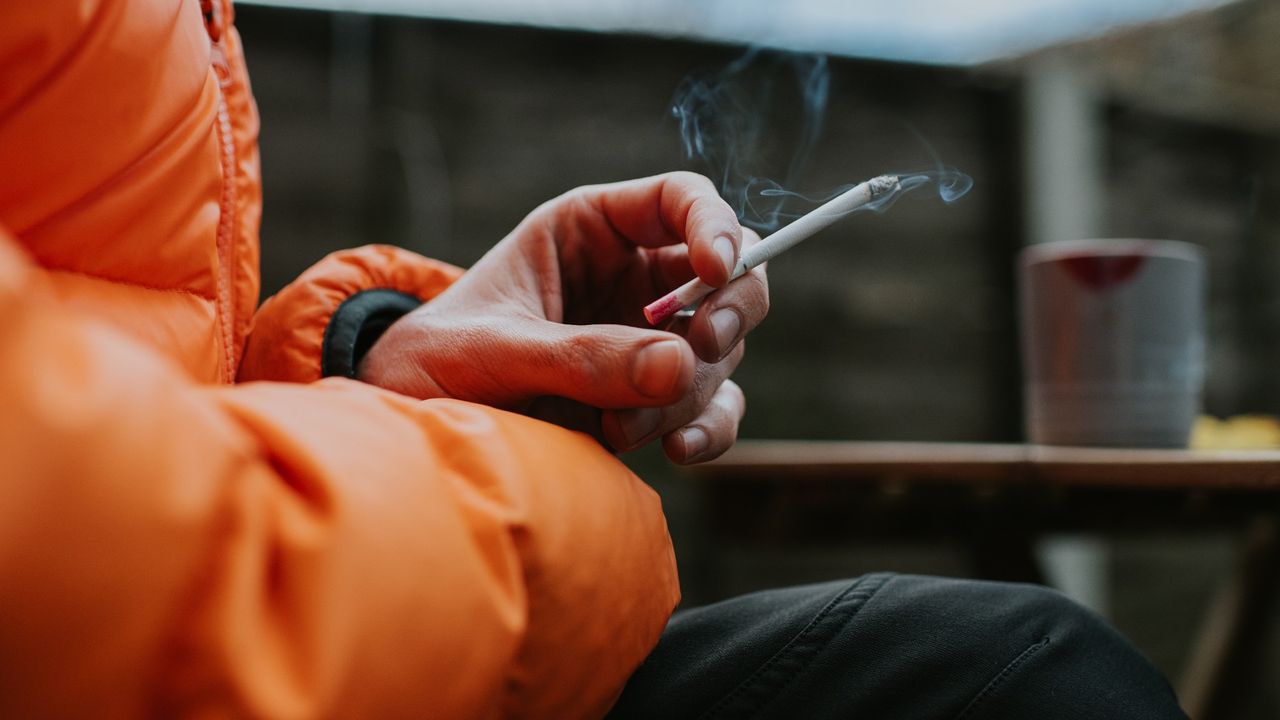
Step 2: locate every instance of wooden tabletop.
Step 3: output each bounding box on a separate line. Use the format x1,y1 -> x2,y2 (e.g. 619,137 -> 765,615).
692,441 -> 1280,489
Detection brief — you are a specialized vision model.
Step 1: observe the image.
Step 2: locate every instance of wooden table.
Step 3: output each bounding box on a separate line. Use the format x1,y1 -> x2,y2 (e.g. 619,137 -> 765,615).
688,441 -> 1280,720
699,440 -> 1280,487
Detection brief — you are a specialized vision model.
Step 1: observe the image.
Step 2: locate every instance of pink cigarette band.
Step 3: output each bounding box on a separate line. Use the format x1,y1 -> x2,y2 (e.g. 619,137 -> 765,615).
643,278 -> 715,325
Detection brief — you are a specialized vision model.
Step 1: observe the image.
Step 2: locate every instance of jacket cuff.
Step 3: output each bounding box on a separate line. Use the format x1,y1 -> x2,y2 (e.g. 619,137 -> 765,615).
321,289 -> 422,379
239,245 -> 463,384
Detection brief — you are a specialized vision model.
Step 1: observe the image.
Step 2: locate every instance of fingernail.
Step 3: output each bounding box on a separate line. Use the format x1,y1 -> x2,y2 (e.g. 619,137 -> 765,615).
632,340 -> 683,398
679,426 -> 709,459
713,235 -> 737,277
710,308 -> 741,353
618,408 -> 663,448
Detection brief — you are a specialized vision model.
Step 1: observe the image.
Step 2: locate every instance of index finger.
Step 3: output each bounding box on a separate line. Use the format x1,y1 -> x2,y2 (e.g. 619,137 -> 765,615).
687,229 -> 769,362
589,171 -> 743,287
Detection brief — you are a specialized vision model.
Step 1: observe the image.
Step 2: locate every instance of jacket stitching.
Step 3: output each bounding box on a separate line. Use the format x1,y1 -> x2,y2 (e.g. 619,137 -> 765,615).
47,267 -> 215,300
954,636 -> 1052,720
701,573 -> 892,719
213,81 -> 238,383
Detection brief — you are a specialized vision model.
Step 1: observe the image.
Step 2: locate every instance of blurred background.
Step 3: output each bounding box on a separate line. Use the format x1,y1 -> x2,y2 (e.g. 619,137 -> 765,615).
234,0 -> 1279,715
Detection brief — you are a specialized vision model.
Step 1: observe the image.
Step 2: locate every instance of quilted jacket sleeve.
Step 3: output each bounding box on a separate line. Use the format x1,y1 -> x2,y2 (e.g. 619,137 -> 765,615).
0,229 -> 680,718
239,244 -> 463,383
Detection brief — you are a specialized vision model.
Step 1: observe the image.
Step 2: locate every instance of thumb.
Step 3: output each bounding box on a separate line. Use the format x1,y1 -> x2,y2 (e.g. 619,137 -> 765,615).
505,320 -> 696,409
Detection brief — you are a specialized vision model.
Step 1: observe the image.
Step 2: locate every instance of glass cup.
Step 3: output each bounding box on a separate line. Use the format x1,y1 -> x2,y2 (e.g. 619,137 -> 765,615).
1019,239 -> 1206,448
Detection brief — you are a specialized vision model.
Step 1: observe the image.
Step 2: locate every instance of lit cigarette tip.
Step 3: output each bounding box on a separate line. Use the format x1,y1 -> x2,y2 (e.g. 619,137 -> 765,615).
869,174 -> 900,198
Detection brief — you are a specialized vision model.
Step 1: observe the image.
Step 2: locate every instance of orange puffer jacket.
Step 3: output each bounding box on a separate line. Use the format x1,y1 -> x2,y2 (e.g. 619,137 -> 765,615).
0,1 -> 679,717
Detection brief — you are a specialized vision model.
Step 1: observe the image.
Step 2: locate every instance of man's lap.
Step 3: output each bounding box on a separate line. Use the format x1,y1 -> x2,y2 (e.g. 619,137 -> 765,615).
609,574 -> 1186,719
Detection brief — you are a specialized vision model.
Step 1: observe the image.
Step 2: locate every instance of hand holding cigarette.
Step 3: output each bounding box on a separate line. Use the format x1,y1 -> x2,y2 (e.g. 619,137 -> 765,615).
358,171 -> 768,464
645,174 -> 900,324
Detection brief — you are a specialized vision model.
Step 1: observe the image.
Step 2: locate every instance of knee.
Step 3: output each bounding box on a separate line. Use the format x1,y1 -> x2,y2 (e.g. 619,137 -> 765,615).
883,576 -> 1183,718
886,575 -> 1099,642
979,580 -> 1109,642
894,576 -> 1135,670
980,581 -> 1150,673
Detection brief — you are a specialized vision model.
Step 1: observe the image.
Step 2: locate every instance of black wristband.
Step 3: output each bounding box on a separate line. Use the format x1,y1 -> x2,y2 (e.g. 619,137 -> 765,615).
321,289 -> 422,379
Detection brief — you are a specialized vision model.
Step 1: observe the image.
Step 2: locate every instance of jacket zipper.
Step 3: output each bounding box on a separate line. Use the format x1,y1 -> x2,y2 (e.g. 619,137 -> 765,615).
212,41 -> 238,384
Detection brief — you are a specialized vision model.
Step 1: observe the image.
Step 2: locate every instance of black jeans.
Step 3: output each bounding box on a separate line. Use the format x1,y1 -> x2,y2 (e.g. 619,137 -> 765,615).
608,574 -> 1186,719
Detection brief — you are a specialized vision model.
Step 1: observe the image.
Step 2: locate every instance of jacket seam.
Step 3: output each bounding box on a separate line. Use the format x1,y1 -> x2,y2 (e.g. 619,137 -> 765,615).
213,82 -> 238,383
701,573 -> 893,719
46,267 -> 216,301
953,636 -> 1052,720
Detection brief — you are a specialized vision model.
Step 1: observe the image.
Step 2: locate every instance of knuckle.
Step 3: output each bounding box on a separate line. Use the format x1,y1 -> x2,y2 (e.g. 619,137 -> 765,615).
547,184 -> 593,213
700,427 -> 735,462
672,173 -> 736,223
668,170 -> 715,192
564,330 -> 596,357
750,264 -> 770,289
562,331 -> 609,379
686,203 -> 718,232
725,340 -> 746,368
723,379 -> 747,415
693,356 -> 728,396
742,270 -> 770,318
689,203 -> 738,241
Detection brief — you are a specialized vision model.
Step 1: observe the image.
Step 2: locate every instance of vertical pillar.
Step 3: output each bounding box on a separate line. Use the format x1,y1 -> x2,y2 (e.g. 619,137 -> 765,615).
1023,53 -> 1103,246
1022,52 -> 1112,618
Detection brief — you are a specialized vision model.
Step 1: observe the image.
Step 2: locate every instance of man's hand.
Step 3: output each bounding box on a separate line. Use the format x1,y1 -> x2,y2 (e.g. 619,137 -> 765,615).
358,172 -> 769,464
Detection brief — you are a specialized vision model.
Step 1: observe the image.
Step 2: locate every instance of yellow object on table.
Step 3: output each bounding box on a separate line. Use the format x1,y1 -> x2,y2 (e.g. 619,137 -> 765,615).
1191,415 -> 1280,449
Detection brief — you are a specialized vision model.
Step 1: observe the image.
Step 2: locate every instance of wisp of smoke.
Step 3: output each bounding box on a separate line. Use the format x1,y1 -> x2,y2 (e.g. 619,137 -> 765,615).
671,49 -> 828,231
671,50 -> 972,230
757,169 -> 972,215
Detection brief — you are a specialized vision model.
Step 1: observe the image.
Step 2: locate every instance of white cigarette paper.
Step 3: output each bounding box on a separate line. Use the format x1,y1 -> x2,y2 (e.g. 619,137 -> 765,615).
644,174 -> 900,325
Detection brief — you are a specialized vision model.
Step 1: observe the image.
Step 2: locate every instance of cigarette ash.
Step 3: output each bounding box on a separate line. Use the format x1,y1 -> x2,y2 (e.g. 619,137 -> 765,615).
861,169 -> 974,212
757,168 -> 972,218
869,175 -> 900,198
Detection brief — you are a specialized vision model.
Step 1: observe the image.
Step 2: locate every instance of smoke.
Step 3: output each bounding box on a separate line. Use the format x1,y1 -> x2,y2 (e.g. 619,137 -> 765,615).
671,49 -> 829,230
671,49 -> 972,230
757,169 -> 973,212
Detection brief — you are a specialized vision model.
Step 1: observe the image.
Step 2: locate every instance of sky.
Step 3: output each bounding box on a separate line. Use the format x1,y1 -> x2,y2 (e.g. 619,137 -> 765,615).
240,0 -> 1236,65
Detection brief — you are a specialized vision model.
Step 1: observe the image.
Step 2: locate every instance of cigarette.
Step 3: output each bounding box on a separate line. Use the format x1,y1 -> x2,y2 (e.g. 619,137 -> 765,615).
643,174 -> 900,325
